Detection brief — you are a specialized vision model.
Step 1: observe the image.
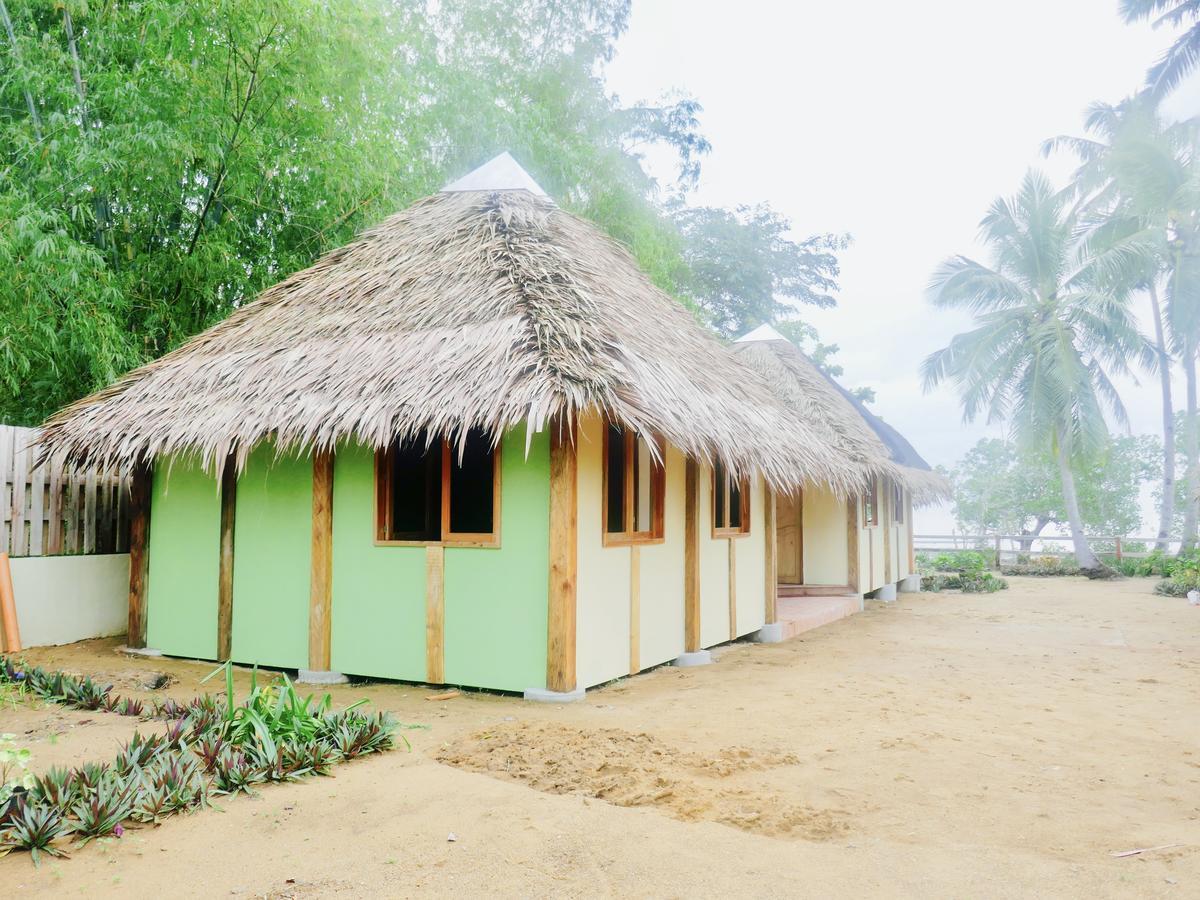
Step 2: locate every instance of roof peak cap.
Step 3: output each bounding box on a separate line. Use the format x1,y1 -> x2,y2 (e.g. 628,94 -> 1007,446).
441,152 -> 548,197
734,323 -> 789,343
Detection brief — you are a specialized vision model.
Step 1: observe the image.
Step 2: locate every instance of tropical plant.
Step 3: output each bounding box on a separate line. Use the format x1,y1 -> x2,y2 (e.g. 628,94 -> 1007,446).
1121,1 -> 1200,101
922,171 -> 1152,576
1046,97 -> 1199,550
0,734 -> 34,815
0,802 -> 70,865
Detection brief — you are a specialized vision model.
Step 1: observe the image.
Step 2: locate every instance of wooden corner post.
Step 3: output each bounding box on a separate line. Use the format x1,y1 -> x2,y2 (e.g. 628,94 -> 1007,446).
547,418 -> 578,693
763,486 -> 777,624
308,450 -> 334,672
684,458 -> 701,652
127,461 -> 153,649
846,494 -> 859,594
217,455 -> 237,661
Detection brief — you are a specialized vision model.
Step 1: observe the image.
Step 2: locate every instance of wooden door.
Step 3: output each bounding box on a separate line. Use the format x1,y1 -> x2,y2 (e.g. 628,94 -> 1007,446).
776,489 -> 803,584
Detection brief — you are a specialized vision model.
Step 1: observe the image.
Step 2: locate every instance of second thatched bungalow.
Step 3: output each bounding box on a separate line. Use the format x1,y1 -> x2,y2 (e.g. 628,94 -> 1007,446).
40,154 -> 875,699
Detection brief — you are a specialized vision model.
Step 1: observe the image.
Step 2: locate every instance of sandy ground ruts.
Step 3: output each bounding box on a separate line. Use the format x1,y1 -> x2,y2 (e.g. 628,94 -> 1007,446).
1,575 -> 1197,898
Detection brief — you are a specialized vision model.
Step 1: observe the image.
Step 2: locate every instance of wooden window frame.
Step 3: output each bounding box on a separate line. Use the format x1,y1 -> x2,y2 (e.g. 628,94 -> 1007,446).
711,463 -> 751,539
601,425 -> 666,547
863,476 -> 879,528
374,438 -> 502,549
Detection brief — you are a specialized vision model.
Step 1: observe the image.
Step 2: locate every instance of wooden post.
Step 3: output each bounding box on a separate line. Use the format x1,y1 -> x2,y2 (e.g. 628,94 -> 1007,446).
846,494 -> 859,594
308,450 -> 334,672
684,458 -> 701,652
217,455 -> 237,661
883,486 -> 892,584
629,545 -> 640,676
0,552 -> 20,652
763,487 -> 777,624
1115,537 -> 1122,563
994,534 -> 1002,570
127,461 -> 152,649
547,419 -> 578,693
425,545 -> 445,683
907,494 -> 915,573
728,538 -> 737,640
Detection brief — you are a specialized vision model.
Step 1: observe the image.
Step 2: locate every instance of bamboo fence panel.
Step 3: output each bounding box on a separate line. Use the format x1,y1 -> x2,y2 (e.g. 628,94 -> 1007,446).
0,424 -> 130,557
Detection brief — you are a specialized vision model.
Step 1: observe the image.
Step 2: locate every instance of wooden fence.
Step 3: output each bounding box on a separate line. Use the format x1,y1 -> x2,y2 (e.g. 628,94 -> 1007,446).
914,533 -> 1181,567
0,425 -> 131,557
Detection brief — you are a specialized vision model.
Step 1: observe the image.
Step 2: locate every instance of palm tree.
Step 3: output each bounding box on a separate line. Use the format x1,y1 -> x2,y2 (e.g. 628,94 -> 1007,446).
922,171 -> 1150,576
1045,98 -> 1197,550
1121,1 -> 1200,101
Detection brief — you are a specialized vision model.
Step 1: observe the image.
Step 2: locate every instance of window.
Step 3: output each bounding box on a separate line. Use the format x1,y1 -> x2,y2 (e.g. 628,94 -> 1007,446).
893,482 -> 905,524
863,476 -> 879,528
603,423 -> 664,545
376,428 -> 500,546
712,460 -> 750,537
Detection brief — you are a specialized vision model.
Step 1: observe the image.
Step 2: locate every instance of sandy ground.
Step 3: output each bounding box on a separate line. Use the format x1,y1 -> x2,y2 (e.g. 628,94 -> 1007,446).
1,576 -> 1197,898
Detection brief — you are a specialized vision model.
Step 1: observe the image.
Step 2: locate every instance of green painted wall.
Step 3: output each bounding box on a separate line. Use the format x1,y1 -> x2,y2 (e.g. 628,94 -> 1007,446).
229,445 -> 313,669
330,443 -> 427,682
444,426 -> 549,692
145,459 -> 220,660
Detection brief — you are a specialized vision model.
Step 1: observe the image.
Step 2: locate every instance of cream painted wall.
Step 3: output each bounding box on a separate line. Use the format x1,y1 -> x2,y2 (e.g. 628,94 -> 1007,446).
733,476 -> 766,638
802,484 -> 849,585
11,554 -> 129,647
697,463 -> 731,649
576,413 -> 633,689
636,444 -> 686,670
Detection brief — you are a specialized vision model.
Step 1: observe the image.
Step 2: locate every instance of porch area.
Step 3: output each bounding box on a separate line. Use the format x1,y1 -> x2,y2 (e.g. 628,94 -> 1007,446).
773,587 -> 862,641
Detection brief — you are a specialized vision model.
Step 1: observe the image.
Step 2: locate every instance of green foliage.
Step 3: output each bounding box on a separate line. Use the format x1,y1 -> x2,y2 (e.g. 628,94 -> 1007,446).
0,733 -> 34,810
948,436 -> 1159,539
0,655 -> 404,863
1001,557 -> 1083,577
920,572 -> 1008,593
1120,1 -> 1200,100
916,550 -> 989,575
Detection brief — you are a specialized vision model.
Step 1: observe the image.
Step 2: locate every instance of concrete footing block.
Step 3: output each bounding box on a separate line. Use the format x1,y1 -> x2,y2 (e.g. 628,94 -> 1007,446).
899,574 -> 922,593
875,583 -> 898,603
523,687 -> 586,703
752,623 -> 785,643
673,649 -> 713,667
297,669 -> 349,685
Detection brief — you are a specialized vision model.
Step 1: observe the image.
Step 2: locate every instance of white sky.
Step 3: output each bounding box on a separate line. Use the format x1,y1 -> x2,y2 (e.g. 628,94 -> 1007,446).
605,0 -> 1200,534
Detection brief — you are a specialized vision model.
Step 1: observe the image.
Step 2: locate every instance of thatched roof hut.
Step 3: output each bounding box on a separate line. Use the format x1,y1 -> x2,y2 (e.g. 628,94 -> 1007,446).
732,325 -> 950,503
40,154 -> 863,495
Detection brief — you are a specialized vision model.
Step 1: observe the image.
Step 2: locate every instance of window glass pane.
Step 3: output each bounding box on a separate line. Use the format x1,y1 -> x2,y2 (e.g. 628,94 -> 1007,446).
390,433 -> 440,540
606,424 -> 625,533
729,478 -> 742,530
449,428 -> 495,534
714,461 -> 727,528
635,436 -> 652,531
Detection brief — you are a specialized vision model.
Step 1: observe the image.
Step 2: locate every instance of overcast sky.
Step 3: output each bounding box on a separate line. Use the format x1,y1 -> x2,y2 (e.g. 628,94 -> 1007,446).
605,1 -> 1199,533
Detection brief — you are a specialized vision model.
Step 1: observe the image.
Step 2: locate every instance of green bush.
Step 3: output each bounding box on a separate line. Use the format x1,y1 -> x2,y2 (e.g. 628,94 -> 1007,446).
921,572 -> 1008,593
918,550 -> 990,575
1000,556 -> 1081,577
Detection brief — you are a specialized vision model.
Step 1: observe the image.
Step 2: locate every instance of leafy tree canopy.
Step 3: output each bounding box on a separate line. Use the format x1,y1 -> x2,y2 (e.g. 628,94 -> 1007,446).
950,436 -> 1159,538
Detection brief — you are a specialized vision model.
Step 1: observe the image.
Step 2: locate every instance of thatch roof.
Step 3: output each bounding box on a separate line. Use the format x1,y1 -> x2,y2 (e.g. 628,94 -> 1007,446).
732,327 -> 951,503
40,154 -> 867,494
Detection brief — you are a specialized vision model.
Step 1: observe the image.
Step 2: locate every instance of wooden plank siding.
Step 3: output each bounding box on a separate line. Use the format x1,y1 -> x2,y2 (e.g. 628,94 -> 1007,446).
546,419 -> 578,693
0,425 -> 129,557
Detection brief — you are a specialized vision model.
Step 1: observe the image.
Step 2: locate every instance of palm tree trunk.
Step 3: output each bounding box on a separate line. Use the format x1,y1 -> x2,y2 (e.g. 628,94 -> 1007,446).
1054,432 -> 1103,574
1182,351 -> 1200,553
1149,282 -> 1175,551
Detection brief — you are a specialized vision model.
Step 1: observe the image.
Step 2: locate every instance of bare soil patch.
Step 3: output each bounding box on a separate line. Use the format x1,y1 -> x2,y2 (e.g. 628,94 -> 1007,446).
436,721 -> 846,839
2,576 -> 1197,898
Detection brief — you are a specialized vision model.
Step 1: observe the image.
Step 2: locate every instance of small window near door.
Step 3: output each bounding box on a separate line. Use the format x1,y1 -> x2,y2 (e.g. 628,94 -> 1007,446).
863,476 -> 879,528
713,461 -> 750,537
376,428 -> 500,546
603,423 -> 665,545
893,482 -> 905,525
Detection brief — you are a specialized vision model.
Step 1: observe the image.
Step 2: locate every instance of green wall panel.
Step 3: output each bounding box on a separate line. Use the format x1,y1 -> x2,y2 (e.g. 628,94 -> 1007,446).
145,459 -> 220,660
330,443 -> 427,681
230,445 -> 312,669
444,426 -> 550,692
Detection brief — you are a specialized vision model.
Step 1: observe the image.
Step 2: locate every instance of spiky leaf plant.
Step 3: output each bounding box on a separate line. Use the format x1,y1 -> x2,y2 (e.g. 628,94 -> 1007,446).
31,767 -> 79,816
72,773 -> 137,846
0,803 -> 70,865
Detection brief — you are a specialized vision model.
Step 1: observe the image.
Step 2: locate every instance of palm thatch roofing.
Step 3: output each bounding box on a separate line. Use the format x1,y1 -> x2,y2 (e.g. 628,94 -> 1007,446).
732,326 -> 951,503
40,154 -> 868,495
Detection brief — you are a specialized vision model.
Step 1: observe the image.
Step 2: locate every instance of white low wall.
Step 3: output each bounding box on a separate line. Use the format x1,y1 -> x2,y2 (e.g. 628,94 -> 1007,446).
10,553 -> 129,647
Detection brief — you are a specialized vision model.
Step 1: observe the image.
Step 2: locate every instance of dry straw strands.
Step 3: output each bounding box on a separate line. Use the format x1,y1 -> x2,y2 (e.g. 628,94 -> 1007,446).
733,338 -> 950,504
40,189 -> 867,495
